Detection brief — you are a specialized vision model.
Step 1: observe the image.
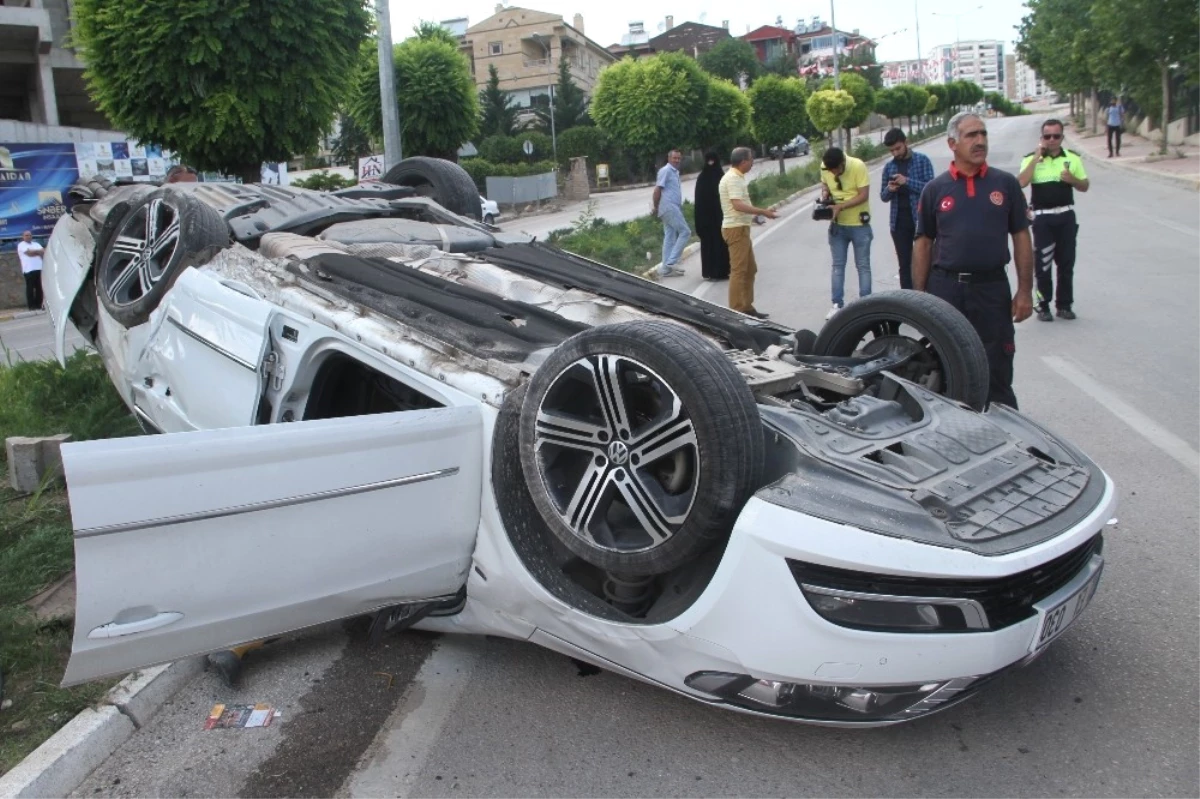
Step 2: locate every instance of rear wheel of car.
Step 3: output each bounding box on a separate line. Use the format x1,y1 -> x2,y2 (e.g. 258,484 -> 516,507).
381,157 -> 481,221
484,213 -> 496,225
95,190 -> 228,328
518,321 -> 763,576
813,290 -> 990,410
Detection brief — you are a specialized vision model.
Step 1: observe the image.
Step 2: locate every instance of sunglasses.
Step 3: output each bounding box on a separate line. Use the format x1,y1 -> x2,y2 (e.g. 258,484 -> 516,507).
822,167 -> 843,190
1042,133 -> 1063,140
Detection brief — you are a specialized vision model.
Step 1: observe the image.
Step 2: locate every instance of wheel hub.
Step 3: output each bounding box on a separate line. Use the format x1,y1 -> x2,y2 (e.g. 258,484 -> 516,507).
607,440 -> 629,465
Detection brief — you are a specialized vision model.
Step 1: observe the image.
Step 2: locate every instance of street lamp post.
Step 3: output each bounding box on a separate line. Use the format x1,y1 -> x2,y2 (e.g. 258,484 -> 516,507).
531,33 -> 559,164
375,0 -> 402,167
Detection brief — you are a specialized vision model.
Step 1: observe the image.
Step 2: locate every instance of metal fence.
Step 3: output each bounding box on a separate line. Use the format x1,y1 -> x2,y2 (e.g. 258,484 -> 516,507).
485,172 -> 558,206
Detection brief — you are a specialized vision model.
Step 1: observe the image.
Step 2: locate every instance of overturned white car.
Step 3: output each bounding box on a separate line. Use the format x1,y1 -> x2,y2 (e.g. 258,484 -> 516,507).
44,158 -> 1113,726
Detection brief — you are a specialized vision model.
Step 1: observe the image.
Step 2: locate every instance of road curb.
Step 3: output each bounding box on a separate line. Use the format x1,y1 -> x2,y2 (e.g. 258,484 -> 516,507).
0,657 -> 204,798
0,310 -> 46,323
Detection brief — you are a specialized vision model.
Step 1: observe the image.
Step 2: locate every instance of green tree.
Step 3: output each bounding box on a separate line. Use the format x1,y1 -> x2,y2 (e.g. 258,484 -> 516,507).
698,78 -> 753,154
350,36 -> 479,159
479,64 -> 520,137
806,89 -> 856,144
764,52 -> 800,79
698,38 -> 761,85
820,73 -> 875,143
532,57 -> 591,134
748,75 -> 810,174
845,46 -> 883,89
890,84 -> 930,132
413,20 -> 459,45
873,88 -> 903,125
925,84 -> 948,120
331,113 -> 373,167
72,0 -> 370,184
590,54 -> 705,172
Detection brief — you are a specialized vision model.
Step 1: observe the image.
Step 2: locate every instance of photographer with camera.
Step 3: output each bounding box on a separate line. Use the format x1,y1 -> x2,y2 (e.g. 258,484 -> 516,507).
818,147 -> 873,320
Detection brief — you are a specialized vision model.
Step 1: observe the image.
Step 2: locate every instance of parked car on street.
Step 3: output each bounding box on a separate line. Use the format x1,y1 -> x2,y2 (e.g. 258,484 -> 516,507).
44,156 -> 1113,726
481,195 -> 500,225
770,134 -> 811,158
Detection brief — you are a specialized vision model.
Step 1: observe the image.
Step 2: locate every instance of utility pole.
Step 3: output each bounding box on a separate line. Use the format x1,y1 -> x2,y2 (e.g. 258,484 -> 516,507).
914,0 -> 923,85
534,33 -> 558,163
376,0 -> 403,169
829,0 -> 843,148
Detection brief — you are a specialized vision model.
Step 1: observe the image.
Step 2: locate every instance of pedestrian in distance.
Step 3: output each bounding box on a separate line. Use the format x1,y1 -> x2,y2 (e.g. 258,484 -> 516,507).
16,230 -> 45,311
1105,97 -> 1125,157
913,111 -> 1035,410
880,128 -> 935,291
652,148 -> 690,278
819,147 -> 873,320
1018,118 -> 1090,322
719,147 -> 777,318
694,151 -> 731,281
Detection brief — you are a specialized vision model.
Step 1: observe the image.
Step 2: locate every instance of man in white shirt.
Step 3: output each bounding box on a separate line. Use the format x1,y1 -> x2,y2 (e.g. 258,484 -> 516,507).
16,230 -> 45,311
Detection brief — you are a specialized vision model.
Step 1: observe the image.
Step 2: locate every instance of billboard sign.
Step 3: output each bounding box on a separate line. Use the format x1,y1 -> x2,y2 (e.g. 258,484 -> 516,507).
0,143 -> 79,240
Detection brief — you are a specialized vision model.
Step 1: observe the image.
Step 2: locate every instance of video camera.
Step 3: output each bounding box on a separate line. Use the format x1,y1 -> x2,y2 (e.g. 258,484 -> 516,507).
812,196 -> 837,221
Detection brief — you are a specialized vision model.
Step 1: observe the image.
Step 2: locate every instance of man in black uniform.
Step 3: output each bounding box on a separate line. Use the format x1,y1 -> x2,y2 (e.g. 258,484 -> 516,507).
1018,119 -> 1090,321
914,111 -> 1034,409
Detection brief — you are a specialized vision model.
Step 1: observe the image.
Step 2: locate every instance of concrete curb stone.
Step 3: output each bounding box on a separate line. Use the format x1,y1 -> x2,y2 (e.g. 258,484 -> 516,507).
0,657 -> 205,798
1074,146 -> 1200,191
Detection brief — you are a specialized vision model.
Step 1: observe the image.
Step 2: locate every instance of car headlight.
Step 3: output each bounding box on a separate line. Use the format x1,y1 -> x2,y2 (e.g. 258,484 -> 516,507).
799,585 -> 987,633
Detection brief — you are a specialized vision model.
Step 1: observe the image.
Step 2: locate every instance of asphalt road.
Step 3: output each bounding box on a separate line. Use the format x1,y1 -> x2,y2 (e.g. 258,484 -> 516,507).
0,311 -> 85,364
23,115 -> 1200,797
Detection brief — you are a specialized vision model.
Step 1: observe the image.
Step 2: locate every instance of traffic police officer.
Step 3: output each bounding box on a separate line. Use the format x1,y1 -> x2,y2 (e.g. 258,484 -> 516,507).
914,111 -> 1034,409
1018,118 -> 1089,321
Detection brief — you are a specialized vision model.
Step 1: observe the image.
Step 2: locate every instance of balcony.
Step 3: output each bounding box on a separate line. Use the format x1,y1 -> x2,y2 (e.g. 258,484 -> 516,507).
0,1 -> 53,55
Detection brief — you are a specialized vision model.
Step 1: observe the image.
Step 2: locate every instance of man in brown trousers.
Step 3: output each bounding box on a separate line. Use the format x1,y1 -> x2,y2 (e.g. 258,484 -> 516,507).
719,147 -> 777,318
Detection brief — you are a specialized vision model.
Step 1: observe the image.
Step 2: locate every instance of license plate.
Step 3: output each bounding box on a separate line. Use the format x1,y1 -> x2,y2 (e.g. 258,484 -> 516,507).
1031,557 -> 1103,652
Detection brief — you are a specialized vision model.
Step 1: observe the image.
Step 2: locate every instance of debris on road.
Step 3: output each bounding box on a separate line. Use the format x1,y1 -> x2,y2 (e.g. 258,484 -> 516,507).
204,703 -> 279,729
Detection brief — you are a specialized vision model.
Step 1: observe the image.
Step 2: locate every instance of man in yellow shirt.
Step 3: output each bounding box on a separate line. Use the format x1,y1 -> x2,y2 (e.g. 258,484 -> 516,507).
819,147 -> 873,320
719,146 -> 778,318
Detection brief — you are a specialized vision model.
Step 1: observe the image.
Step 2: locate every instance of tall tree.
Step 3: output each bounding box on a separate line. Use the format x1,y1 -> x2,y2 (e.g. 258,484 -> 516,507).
533,57 -> 591,133
747,75 -> 809,174
72,0 -> 371,184
479,64 -> 519,137
698,78 -> 753,154
413,20 -> 460,46
331,113 -> 373,167
350,36 -> 479,159
845,46 -> 883,89
698,38 -> 761,85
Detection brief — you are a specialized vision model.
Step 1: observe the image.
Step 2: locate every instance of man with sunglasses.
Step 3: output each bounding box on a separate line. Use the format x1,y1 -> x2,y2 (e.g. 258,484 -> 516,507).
1018,119 -> 1089,321
819,147 -> 873,320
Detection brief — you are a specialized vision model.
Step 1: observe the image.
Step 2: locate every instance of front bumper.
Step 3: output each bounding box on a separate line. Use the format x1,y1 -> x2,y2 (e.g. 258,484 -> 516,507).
666,481 -> 1115,724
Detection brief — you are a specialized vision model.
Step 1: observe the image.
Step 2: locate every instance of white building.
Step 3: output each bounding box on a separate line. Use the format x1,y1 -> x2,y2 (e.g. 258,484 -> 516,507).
927,39 -> 1005,94
1014,57 -> 1051,102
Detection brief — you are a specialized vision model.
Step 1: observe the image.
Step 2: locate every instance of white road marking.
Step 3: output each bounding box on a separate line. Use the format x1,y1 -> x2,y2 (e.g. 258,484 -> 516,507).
339,636 -> 486,799
1042,354 -> 1200,478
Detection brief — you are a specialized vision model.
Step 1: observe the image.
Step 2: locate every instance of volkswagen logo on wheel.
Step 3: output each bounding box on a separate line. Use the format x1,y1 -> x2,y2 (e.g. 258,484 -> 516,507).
607,440 -> 629,465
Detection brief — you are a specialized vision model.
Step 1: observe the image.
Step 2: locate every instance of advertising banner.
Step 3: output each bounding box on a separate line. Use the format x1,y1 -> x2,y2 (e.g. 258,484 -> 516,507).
0,143 -> 79,240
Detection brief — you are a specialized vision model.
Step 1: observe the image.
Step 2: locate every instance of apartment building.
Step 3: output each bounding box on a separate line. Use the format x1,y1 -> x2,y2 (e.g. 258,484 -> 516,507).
1013,56 -> 1051,102
928,39 -> 1005,94
881,59 -> 926,88
1,0 -> 110,129
460,5 -> 616,109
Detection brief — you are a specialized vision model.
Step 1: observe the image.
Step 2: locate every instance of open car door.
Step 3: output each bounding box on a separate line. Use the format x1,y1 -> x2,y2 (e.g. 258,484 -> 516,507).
61,405 -> 482,685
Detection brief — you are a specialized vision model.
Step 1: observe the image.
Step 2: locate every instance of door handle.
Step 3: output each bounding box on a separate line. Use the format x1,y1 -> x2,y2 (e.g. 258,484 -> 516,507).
88,611 -> 184,639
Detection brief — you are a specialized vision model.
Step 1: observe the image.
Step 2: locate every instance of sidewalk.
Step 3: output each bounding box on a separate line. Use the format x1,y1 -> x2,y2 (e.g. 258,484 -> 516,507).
1066,122 -> 1200,190
0,308 -> 43,323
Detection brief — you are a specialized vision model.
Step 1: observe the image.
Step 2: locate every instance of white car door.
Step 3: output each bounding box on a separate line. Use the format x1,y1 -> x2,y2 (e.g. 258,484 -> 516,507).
133,268 -> 274,433
61,405 -> 483,685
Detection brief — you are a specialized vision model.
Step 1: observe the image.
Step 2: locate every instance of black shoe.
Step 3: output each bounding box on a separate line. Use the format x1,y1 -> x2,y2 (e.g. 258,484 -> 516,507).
747,310 -> 770,319
1056,308 -> 1076,320
1036,307 -> 1054,322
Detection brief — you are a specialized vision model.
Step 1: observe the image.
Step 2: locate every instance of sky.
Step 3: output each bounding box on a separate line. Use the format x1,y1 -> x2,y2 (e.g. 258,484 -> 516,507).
388,0 -> 1030,64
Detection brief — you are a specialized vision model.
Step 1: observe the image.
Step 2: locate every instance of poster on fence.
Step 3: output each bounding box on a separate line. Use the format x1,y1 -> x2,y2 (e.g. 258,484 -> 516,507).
0,143 -> 78,240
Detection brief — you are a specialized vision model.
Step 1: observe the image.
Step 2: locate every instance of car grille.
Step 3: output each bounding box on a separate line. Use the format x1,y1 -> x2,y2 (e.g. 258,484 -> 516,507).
787,534 -> 1103,630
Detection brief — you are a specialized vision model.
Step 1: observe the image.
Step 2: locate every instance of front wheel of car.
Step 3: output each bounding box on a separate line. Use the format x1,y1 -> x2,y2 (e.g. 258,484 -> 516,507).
95,190 -> 229,328
813,290 -> 990,410
484,213 -> 496,225
517,321 -> 764,576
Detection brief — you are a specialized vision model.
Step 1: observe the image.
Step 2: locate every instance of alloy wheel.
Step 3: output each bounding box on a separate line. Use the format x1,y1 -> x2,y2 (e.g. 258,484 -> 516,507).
101,197 -> 182,308
532,354 -> 700,555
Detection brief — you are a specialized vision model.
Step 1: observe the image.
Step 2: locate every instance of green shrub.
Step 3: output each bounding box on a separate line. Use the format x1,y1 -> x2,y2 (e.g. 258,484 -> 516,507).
291,170 -> 356,191
520,131 -> 553,161
557,126 -> 609,170
747,161 -> 821,207
851,136 -> 889,162
476,135 -> 524,164
549,202 -> 697,272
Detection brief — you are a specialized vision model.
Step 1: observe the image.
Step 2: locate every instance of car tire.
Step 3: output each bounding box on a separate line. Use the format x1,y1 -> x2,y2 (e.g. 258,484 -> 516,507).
95,189 -> 229,328
381,157 -> 481,221
518,321 -> 764,576
813,290 -> 990,410
484,213 -> 496,225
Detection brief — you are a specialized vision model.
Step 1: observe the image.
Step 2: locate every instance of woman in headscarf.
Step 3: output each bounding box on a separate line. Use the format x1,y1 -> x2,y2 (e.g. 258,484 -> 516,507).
693,151 -> 730,280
